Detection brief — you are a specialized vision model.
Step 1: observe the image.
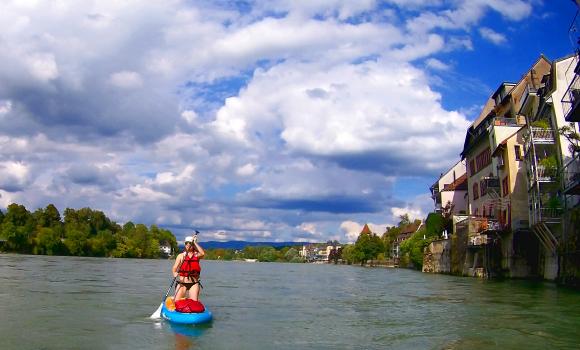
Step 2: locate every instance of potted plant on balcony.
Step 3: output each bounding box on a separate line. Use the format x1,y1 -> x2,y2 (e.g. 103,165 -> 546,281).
538,155 -> 558,178
531,120 -> 550,129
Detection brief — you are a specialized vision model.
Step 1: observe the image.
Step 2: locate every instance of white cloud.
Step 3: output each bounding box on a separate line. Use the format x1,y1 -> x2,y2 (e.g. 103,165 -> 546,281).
236,163 -> 256,177
0,100 -> 12,115
0,161 -> 31,192
214,59 -> 469,175
181,110 -> 198,124
25,53 -> 59,82
0,0 -> 542,243
479,27 -> 507,45
109,71 -> 143,89
425,58 -> 451,71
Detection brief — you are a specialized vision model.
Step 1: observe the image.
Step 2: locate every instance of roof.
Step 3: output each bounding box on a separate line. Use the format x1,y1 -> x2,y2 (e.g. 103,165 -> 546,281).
442,173 -> 468,191
461,55 -> 551,159
400,221 -> 421,235
360,223 -> 372,235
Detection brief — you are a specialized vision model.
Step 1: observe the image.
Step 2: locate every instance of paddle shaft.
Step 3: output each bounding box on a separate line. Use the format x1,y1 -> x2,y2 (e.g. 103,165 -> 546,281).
162,249 -> 187,303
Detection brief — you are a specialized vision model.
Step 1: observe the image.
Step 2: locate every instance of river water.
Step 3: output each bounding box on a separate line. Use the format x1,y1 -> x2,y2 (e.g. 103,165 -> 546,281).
0,254 -> 578,350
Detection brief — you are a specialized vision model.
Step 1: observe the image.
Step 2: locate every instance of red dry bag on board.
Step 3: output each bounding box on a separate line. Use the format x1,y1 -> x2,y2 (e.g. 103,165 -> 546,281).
174,299 -> 205,313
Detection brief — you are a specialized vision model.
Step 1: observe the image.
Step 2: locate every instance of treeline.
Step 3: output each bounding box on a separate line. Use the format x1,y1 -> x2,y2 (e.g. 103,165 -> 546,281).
339,212 -> 451,269
0,203 -> 177,259
204,245 -> 303,262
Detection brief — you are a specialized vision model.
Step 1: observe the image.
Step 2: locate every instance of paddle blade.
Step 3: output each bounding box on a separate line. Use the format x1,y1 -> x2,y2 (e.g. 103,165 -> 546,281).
150,303 -> 163,319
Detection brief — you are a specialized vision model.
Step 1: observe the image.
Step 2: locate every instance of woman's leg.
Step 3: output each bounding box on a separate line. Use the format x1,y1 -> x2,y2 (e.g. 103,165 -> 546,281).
191,280 -> 200,301
174,282 -> 186,300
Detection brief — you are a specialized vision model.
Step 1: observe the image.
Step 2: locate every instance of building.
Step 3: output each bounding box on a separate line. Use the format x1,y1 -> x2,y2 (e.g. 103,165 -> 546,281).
520,54 -> 580,279
430,160 -> 468,214
457,55 -> 552,278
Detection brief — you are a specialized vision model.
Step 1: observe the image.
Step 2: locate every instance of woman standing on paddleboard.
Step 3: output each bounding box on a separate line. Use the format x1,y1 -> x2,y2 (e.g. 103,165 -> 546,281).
172,233 -> 205,301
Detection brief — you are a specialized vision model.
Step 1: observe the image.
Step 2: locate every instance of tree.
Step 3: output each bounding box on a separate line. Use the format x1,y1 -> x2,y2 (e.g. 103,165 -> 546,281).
34,227 -> 65,255
559,123 -> 580,156
353,233 -> 384,265
2,203 -> 33,252
284,247 -> 299,261
398,214 -> 411,226
400,227 -> 432,270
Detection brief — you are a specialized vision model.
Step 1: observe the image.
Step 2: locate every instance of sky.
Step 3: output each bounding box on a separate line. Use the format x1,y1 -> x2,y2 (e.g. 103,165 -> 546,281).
0,0 -> 577,243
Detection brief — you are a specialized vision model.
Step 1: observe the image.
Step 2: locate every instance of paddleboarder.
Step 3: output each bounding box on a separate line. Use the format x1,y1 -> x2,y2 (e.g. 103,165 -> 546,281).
172,233 -> 205,301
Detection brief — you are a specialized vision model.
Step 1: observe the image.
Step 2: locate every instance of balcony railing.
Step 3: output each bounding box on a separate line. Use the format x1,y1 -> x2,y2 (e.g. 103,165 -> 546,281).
562,154 -> 580,195
530,207 -> 563,225
492,117 -> 519,126
529,127 -> 555,144
562,74 -> 580,122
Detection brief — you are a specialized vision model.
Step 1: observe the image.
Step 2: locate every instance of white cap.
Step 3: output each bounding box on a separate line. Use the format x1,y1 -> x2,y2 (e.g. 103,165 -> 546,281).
184,236 -> 193,243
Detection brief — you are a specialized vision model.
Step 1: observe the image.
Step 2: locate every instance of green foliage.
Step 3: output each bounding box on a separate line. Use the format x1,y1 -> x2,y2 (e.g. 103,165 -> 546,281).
398,214 -> 411,226
0,202 -> 176,259
399,228 -> 431,269
425,212 -> 447,236
531,120 -> 550,129
204,245 -> 305,263
559,123 -> 580,155
349,233 -> 384,265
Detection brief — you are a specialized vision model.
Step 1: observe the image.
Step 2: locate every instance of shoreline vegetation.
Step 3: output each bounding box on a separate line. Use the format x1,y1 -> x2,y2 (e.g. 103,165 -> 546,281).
0,202 -> 440,271
0,202 -> 177,259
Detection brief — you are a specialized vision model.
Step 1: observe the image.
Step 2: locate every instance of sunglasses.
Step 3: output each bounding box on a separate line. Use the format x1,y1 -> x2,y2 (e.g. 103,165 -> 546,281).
185,241 -> 192,244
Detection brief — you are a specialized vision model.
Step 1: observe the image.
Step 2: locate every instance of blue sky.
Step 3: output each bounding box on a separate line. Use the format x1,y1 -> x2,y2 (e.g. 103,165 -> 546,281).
0,0 -> 577,243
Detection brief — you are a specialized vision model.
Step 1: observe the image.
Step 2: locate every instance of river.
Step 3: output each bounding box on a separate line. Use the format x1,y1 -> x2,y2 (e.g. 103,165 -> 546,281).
0,254 -> 578,350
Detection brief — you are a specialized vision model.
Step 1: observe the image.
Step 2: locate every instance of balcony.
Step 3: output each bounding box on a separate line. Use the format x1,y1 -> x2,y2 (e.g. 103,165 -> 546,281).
529,127 -> 555,144
492,117 -> 520,126
530,206 -> 563,225
534,165 -> 557,182
519,84 -> 538,116
562,75 -> 580,122
563,154 -> 580,195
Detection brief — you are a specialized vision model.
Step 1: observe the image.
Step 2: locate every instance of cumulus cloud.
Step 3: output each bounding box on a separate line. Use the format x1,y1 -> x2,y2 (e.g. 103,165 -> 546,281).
0,0 -> 540,242
0,161 -> 31,192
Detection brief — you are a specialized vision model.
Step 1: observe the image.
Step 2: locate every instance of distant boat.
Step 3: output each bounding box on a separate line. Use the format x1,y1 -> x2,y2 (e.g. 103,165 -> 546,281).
244,259 -> 258,262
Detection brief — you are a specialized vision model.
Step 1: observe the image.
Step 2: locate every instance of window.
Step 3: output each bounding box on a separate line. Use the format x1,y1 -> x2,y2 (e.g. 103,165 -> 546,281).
514,145 -> 523,161
475,148 -> 492,173
502,176 -> 509,197
473,182 -> 479,200
480,179 -> 487,196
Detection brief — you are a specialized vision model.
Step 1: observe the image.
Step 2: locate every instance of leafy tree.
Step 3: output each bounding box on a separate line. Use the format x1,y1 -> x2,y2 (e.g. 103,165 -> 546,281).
398,214 -> 411,226
425,212 -> 446,237
33,204 -> 62,228
382,225 -> 401,258
64,228 -> 89,256
2,204 -> 34,252
559,123 -> 580,155
34,227 -> 66,255
399,227 -> 433,269
258,246 -> 278,262
284,247 -> 299,261
353,233 -> 384,265
0,208 -> 4,225
328,246 -> 342,264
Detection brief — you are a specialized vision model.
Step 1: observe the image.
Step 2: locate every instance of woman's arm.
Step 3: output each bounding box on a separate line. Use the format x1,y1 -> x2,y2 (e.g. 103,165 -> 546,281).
194,241 -> 205,259
172,253 -> 183,277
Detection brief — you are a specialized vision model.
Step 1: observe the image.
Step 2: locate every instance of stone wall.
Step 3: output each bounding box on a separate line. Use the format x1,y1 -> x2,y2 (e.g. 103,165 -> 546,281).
422,239 -> 451,274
